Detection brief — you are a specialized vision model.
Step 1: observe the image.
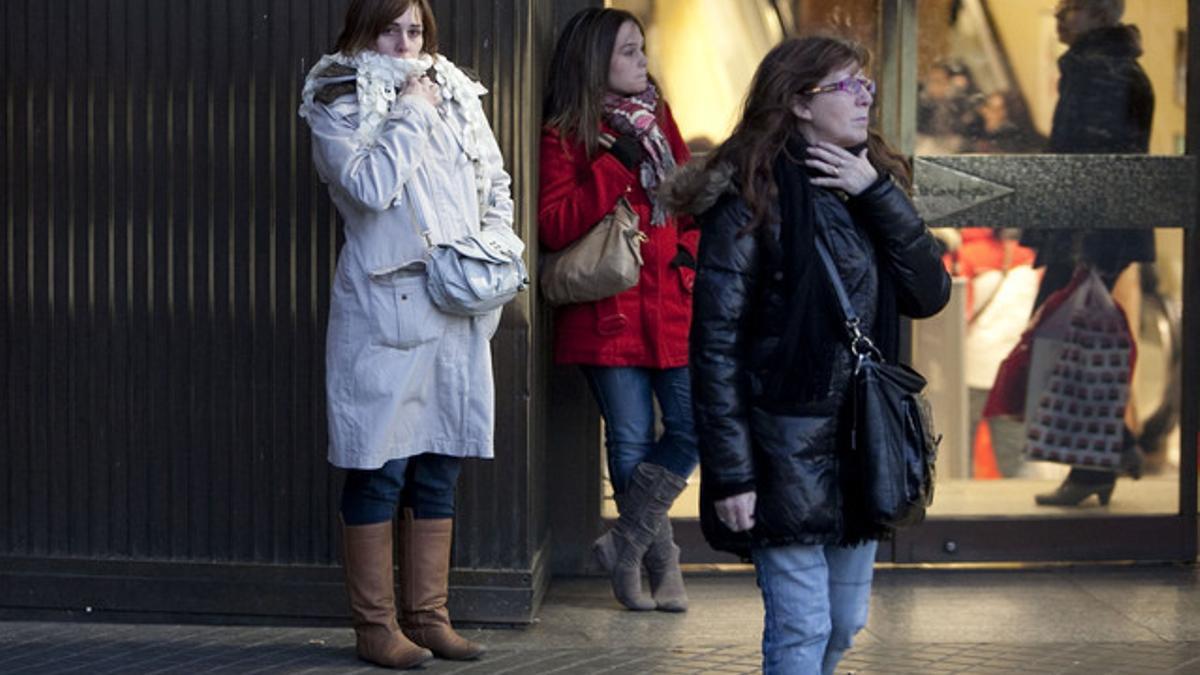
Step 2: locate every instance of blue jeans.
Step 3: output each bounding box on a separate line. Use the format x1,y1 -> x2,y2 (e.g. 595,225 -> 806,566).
340,454 -> 463,525
752,541 -> 878,675
581,366 -> 699,494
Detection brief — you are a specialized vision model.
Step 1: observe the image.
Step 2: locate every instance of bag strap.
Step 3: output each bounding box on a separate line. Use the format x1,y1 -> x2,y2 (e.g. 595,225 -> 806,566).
401,183 -> 435,249
813,229 -> 882,361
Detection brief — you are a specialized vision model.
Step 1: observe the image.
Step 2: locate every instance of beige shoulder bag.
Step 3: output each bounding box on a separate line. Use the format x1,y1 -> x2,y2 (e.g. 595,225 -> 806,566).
539,197 -> 646,305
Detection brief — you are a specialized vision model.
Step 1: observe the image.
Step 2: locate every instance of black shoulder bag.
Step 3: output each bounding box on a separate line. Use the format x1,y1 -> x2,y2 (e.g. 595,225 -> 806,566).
814,232 -> 940,529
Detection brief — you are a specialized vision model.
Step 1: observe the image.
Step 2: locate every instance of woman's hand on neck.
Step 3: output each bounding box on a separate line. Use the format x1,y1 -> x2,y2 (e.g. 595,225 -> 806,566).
804,142 -> 878,196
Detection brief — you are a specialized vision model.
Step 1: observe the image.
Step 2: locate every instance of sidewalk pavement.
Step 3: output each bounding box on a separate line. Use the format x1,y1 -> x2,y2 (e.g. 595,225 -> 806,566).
2,564 -> 1198,674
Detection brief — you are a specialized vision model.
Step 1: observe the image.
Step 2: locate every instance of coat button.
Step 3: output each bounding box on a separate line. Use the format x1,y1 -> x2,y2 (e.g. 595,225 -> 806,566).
773,272 -> 783,281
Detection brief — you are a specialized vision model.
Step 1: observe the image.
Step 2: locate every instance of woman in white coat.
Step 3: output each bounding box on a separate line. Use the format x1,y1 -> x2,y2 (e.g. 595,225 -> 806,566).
299,0 -> 513,668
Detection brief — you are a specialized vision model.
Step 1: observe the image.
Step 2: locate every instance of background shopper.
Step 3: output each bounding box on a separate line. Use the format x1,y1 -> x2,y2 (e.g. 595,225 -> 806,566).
1026,0 -> 1155,506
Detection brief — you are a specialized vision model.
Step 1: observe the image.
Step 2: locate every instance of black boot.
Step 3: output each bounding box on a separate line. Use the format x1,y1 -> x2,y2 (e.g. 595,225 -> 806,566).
1119,426 -> 1145,480
1035,469 -> 1116,506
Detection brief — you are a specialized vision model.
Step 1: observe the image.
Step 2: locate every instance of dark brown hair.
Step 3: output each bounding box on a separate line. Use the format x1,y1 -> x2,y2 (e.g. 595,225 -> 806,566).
706,35 -> 910,231
334,0 -> 438,56
543,8 -> 657,158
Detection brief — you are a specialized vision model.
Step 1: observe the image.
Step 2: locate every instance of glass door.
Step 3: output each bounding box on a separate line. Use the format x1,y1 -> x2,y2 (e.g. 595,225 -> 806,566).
897,0 -> 1197,562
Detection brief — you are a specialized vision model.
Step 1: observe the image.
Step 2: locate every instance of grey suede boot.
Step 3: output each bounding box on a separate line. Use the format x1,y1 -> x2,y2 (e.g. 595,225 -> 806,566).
591,463 -> 688,611
644,513 -> 688,612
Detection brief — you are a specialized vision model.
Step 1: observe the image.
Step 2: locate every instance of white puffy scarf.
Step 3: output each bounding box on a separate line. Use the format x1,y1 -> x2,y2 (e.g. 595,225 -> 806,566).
298,50 -> 492,197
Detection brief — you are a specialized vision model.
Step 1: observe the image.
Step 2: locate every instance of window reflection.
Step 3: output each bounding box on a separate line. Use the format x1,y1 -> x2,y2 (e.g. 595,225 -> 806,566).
600,0 -> 1187,521
915,0 -> 1186,517
917,0 -> 1187,157
917,63 -> 1045,154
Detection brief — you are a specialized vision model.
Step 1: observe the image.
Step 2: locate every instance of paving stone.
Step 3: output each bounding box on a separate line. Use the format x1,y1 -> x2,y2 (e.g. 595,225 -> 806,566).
4,570 -> 1200,673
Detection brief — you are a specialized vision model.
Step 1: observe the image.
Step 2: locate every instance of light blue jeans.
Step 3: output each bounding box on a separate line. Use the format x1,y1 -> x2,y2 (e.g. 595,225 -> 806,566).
580,366 -> 699,493
752,541 -> 878,675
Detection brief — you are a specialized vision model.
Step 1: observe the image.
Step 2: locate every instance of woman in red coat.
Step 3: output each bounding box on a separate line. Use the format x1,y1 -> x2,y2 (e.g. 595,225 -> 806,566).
539,7 -> 699,613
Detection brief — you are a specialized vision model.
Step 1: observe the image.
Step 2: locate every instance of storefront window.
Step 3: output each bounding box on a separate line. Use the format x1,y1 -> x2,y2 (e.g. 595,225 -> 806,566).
913,0 -> 1187,517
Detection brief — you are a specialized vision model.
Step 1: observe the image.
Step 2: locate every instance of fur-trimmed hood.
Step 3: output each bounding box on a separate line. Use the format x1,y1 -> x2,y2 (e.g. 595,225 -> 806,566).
659,159 -> 738,217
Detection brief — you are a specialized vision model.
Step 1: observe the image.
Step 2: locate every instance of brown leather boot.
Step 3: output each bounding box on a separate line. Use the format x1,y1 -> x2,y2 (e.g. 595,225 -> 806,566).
398,509 -> 486,660
341,519 -> 433,669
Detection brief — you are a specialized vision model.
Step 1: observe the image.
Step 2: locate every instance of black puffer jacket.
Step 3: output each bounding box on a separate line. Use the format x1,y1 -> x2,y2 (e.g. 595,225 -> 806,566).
688,174 -> 950,557
1048,24 -> 1153,154
1027,24 -> 1156,276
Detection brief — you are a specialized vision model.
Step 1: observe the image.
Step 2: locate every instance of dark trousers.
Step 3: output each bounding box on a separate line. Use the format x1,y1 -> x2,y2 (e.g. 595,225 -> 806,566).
341,454 -> 463,525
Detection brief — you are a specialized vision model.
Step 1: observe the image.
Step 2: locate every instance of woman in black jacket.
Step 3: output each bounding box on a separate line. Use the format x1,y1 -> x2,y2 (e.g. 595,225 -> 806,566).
1028,0 -> 1155,506
667,36 -> 949,674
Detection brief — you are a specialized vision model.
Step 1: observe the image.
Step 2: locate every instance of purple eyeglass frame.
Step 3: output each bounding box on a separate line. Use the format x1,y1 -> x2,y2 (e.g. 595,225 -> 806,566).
804,76 -> 876,97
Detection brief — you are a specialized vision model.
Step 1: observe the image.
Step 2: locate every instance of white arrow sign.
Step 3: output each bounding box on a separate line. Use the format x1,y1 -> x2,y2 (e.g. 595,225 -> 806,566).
913,158 -> 1016,223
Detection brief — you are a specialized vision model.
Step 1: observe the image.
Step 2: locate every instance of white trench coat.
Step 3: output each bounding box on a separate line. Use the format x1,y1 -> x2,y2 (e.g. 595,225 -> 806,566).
305,63 -> 514,470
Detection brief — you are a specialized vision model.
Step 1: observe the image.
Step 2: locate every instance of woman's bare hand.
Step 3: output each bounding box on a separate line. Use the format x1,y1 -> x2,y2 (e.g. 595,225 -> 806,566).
715,491 -> 757,532
806,142 -> 878,195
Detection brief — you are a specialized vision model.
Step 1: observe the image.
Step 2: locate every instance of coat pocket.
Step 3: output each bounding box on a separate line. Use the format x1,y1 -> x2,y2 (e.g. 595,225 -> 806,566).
750,408 -> 838,468
749,407 -> 842,536
592,295 -> 629,336
366,271 -> 446,350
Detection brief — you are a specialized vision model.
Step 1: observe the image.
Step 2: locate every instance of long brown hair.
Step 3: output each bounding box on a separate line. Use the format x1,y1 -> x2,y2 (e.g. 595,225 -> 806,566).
543,8 -> 656,158
334,0 -> 439,57
705,35 -> 910,231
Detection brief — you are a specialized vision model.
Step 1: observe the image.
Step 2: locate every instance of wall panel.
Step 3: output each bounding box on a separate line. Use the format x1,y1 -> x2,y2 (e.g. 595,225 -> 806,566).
1,0 -> 558,623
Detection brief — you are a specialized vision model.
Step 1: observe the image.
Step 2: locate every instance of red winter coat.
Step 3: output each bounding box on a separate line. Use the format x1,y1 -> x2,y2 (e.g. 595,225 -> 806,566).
538,104 -> 697,367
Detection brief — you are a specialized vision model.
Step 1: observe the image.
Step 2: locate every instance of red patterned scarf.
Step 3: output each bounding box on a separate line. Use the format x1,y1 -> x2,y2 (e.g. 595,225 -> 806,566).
603,85 -> 677,226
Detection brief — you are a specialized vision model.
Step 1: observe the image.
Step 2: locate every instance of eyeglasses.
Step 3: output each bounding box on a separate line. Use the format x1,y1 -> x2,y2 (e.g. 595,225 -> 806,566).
804,76 -> 876,98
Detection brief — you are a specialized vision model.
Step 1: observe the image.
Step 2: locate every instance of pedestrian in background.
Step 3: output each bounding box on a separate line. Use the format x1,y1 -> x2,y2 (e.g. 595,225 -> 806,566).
539,7 -> 699,613
1027,0 -> 1155,506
